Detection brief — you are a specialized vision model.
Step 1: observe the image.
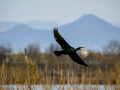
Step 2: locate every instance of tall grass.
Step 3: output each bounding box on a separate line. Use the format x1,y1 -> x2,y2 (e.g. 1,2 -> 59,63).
0,54 -> 120,90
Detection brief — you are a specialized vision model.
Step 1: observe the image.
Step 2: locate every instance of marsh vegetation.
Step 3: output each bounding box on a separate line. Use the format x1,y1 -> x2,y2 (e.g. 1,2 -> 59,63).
0,40 -> 120,90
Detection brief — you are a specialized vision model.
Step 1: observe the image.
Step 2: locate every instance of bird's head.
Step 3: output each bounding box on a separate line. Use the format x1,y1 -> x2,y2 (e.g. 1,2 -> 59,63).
77,47 -> 86,50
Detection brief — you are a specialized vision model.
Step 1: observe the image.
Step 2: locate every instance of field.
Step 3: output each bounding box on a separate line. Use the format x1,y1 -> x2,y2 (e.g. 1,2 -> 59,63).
0,54 -> 120,90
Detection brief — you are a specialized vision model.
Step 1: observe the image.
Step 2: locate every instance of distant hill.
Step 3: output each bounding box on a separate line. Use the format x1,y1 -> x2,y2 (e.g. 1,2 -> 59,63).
0,21 -> 59,32
58,14 -> 120,51
26,20 -> 59,30
0,24 -> 53,52
0,14 -> 120,52
0,22 -> 20,32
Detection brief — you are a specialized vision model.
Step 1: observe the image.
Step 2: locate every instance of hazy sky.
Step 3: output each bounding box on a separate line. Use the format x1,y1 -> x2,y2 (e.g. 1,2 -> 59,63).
0,0 -> 120,25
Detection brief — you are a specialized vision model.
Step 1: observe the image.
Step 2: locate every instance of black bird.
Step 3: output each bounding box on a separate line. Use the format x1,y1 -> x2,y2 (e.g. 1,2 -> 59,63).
53,28 -> 91,67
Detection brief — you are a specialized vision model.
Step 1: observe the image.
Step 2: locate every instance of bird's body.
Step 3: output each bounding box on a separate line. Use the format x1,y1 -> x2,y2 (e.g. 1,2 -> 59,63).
63,48 -> 76,53
53,28 -> 91,67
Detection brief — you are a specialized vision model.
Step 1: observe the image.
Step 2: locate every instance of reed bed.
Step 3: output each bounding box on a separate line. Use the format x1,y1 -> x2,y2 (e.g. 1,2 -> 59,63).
0,55 -> 120,90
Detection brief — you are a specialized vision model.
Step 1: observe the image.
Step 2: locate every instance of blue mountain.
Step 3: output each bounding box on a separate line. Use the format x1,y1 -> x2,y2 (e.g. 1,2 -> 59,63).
0,21 -> 20,32
58,14 -> 120,51
0,14 -> 120,52
0,24 -> 53,52
26,20 -> 59,30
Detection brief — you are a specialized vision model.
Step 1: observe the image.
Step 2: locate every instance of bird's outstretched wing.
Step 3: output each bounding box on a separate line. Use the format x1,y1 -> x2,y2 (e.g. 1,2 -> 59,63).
54,28 -> 72,49
69,52 -> 92,67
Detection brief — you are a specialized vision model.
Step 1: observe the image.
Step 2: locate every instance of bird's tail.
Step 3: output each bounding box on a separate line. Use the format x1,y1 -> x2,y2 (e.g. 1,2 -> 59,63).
54,51 -> 62,57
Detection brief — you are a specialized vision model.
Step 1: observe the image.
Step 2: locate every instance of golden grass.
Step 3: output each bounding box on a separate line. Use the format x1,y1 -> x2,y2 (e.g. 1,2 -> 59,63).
0,55 -> 119,90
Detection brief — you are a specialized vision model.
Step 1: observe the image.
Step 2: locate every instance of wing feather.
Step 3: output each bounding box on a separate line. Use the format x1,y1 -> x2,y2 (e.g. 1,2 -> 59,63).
54,28 -> 71,49
69,52 -> 91,67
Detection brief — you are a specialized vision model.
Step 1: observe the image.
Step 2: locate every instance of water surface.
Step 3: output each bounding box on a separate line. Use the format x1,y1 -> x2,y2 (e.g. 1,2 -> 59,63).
2,84 -> 119,90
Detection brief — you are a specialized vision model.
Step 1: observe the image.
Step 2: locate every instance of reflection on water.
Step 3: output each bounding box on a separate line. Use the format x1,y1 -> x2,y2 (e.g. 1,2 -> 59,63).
2,85 -> 119,90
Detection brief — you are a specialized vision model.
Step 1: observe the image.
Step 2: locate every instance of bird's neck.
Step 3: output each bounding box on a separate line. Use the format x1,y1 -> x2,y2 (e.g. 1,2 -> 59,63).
75,47 -> 80,51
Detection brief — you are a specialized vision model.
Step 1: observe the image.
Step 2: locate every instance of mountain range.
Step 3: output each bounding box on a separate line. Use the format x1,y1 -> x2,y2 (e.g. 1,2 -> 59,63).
0,21 -> 59,32
0,14 -> 120,52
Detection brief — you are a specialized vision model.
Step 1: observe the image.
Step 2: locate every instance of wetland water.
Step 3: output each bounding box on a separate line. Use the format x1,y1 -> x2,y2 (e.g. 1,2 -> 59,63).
2,84 -> 119,90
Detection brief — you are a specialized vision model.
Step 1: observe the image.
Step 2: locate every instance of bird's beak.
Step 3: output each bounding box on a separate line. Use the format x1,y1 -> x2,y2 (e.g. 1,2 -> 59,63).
80,47 -> 86,50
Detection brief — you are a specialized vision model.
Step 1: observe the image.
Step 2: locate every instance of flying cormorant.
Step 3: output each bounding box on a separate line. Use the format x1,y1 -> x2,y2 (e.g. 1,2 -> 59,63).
53,28 -> 91,67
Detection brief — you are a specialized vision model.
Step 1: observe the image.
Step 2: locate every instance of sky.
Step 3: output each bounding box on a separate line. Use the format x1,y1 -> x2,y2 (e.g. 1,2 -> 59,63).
0,0 -> 120,25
